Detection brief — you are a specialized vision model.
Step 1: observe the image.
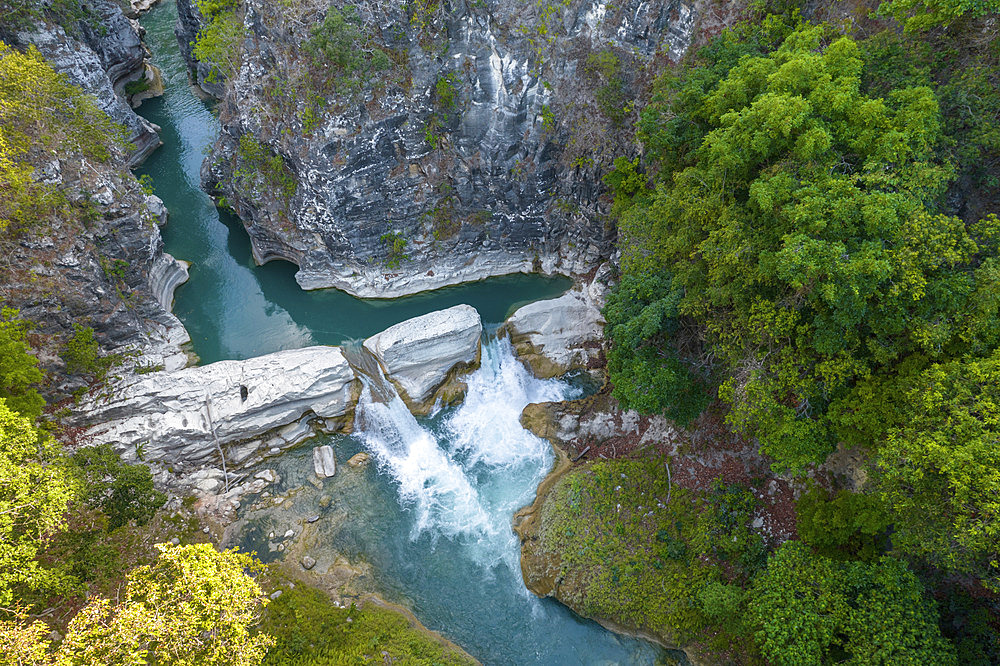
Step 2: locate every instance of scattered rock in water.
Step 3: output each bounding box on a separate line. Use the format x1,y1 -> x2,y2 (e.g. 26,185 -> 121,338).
347,452 -> 370,468
307,515 -> 320,523
283,529 -> 295,539
318,495 -> 332,509
313,445 -> 337,478
268,531 -> 275,539
254,469 -> 278,484
273,497 -> 285,505
301,556 -> 316,570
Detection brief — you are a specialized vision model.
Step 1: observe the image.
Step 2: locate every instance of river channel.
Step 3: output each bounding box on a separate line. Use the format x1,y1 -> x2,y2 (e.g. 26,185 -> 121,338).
136,3 -> 667,664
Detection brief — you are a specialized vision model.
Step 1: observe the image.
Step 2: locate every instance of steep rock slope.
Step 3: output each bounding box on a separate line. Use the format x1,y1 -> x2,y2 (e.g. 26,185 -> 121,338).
12,0 -> 163,164
181,0 -> 699,297
2,4 -> 191,400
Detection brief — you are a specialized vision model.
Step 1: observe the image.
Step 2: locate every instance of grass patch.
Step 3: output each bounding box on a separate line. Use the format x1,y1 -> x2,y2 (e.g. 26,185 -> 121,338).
537,456 -> 767,653
540,457 -> 712,643
259,585 -> 474,665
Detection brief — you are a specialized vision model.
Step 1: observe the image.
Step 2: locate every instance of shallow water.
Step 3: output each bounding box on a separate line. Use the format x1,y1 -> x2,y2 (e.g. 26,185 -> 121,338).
136,3 -> 669,663
258,338 -> 670,665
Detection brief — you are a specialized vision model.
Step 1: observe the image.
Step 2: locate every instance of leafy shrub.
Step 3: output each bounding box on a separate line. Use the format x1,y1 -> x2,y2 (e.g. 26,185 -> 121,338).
192,0 -> 245,82
380,231 -> 408,268
260,585 -> 473,665
69,443 -> 166,531
0,308 -> 44,422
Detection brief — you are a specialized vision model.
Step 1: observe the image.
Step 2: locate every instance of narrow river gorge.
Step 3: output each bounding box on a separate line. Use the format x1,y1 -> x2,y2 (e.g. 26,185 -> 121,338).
134,2 -> 670,663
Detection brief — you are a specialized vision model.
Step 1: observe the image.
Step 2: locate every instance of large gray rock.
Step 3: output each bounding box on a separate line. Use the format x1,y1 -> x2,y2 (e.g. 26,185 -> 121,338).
81,346 -> 356,471
364,304 -> 482,404
195,0 -> 698,298
506,268 -> 607,377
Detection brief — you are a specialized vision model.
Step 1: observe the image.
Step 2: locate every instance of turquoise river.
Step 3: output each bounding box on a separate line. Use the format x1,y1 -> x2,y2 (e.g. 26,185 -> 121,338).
136,3 -> 673,664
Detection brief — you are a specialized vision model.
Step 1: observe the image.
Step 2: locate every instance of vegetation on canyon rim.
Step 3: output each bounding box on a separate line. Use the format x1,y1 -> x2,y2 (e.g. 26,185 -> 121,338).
1,0 -> 999,663
597,0 -> 1000,663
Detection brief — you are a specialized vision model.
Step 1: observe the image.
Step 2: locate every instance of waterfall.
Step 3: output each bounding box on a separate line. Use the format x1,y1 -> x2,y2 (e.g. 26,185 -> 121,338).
353,335 -> 579,568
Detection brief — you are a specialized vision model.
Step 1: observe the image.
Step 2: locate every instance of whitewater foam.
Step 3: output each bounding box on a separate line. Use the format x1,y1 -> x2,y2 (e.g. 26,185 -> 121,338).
353,335 -> 577,568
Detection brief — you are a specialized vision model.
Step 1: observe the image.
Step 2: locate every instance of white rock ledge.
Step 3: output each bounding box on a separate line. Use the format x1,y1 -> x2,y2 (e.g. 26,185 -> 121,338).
80,305 -> 487,471
505,268 -> 608,377
82,346 -> 355,470
364,304 -> 483,404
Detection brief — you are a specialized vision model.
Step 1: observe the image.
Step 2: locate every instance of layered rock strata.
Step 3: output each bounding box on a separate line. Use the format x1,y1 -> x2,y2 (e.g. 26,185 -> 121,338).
15,0 -> 163,164
78,305 -> 484,472
4,0 -> 190,398
81,346 -> 357,471
181,0 -> 698,297
505,264 -> 609,377
364,304 -> 483,407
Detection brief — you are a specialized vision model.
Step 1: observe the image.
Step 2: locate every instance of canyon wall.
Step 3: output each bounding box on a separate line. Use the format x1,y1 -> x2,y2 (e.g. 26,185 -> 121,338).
180,0 -> 699,297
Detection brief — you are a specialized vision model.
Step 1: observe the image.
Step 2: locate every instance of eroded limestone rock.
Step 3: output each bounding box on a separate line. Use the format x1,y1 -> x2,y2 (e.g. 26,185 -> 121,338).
80,346 -> 356,471
364,304 -> 482,406
506,266 -> 608,377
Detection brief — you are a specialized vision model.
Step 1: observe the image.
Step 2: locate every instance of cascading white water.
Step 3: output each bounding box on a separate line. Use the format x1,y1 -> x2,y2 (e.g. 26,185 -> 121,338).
354,335 -> 578,568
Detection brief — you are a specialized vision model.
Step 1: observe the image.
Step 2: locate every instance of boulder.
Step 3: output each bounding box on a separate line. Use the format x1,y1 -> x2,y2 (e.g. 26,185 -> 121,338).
312,445 -> 337,478
347,452 -> 370,468
364,305 -> 482,405
506,273 -> 607,378
80,346 -> 355,471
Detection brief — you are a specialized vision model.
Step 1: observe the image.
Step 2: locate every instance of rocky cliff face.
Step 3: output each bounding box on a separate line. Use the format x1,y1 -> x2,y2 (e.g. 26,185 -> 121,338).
180,0 -> 698,297
3,3 -> 191,400
14,0 -> 163,164
174,0 -> 225,98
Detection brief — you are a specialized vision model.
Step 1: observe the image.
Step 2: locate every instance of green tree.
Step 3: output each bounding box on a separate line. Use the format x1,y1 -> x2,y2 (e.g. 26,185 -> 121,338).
613,24 -> 1000,471
57,543 -> 274,665
0,399 -> 76,607
192,0 -> 245,82
876,352 -> 1000,591
69,444 -> 166,531
878,0 -> 1000,32
0,308 -> 44,422
602,271 -> 711,426
747,541 -> 956,665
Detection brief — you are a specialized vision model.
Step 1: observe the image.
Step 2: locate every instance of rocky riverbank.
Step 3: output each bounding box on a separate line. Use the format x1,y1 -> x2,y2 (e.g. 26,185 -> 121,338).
74,304 -> 483,510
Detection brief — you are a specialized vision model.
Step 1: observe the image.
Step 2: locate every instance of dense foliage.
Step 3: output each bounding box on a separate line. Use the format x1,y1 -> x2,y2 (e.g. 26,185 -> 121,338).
192,0 -> 245,82
260,586 -> 474,666
598,2 -> 1000,661
747,542 -> 955,665
0,41 -> 123,240
0,399 -> 75,607
611,23 -> 1000,472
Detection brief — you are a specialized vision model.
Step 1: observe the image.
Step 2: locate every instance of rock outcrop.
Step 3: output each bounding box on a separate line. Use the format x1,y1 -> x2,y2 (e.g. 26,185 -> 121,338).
17,0 -> 163,164
80,346 -> 357,471
364,304 -> 483,407
3,1 -> 189,397
173,0 -> 224,98
181,0 -> 699,297
505,265 -> 608,377
78,304 -> 486,471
